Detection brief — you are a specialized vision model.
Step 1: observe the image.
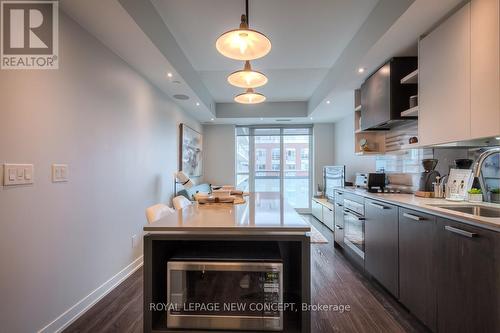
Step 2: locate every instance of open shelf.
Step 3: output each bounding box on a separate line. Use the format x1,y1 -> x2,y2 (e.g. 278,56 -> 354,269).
400,69 -> 418,84
400,143 -> 420,150
355,151 -> 383,156
401,106 -> 419,117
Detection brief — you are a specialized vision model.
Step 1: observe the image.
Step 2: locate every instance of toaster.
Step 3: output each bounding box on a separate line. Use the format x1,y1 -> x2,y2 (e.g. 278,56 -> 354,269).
367,173 -> 386,192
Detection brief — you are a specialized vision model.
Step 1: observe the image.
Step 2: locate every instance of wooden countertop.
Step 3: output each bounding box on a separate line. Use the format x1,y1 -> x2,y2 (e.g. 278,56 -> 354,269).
144,192 -> 311,234
312,197 -> 334,210
336,187 -> 500,231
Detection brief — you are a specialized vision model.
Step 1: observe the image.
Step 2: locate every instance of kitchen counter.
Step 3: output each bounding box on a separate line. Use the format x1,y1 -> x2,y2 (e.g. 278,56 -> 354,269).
336,187 -> 500,231
144,191 -> 310,234
311,196 -> 334,210
143,192 -> 311,333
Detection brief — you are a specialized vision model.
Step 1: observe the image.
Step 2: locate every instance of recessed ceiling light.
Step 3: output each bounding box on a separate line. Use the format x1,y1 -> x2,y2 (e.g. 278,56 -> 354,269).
310,117 -> 313,120
326,100 -> 331,104
167,72 -> 173,78
173,94 -> 190,100
196,102 -> 200,106
496,137 -> 500,140
260,117 -> 264,120
358,67 -> 365,73
211,118 -> 214,121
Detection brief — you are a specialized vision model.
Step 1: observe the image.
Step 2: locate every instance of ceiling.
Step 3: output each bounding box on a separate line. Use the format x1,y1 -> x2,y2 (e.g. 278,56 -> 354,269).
62,0 -> 465,124
151,0 -> 379,103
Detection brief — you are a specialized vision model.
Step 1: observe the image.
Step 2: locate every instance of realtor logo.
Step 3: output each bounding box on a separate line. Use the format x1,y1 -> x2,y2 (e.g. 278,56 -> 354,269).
1,0 -> 58,69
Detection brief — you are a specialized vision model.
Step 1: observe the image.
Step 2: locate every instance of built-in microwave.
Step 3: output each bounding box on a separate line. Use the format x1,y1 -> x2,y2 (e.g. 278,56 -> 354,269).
167,261 -> 283,331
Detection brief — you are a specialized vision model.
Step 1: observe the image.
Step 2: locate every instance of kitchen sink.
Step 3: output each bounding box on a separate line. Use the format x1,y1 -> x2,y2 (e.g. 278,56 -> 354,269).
432,205 -> 500,218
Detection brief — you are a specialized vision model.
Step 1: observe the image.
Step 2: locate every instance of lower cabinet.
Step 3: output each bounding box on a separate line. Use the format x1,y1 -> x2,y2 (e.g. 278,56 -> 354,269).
436,218 -> 500,333
334,202 -> 344,247
311,200 -> 323,223
364,199 -> 399,297
399,208 -> 437,332
322,205 -> 334,231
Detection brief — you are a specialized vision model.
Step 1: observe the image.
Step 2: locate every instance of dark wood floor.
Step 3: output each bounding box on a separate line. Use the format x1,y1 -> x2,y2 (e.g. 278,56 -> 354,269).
64,215 -> 428,333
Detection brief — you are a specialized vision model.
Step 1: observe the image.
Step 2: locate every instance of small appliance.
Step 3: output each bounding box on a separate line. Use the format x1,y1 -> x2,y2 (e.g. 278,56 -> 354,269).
166,244 -> 283,331
324,166 -> 345,202
354,173 -> 368,188
343,198 -> 366,260
419,159 -> 440,192
367,173 -> 386,193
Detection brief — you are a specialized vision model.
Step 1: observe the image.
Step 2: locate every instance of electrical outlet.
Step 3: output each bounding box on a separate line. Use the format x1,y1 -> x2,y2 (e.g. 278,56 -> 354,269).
132,234 -> 138,248
52,164 -> 68,182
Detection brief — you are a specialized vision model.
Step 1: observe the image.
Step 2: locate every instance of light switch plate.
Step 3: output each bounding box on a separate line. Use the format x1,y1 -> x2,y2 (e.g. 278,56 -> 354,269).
3,164 -> 34,186
52,164 -> 69,182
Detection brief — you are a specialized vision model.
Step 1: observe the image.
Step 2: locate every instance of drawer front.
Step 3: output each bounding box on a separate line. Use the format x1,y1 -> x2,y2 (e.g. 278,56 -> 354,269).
399,208 -> 437,332
334,203 -> 344,247
364,199 -> 399,297
322,206 -> 334,231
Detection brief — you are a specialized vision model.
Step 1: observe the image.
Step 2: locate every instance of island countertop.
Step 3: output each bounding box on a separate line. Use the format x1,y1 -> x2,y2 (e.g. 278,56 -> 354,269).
144,192 -> 311,234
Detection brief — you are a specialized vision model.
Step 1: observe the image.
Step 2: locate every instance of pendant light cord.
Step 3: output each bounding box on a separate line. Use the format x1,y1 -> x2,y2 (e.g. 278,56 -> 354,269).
246,0 -> 249,26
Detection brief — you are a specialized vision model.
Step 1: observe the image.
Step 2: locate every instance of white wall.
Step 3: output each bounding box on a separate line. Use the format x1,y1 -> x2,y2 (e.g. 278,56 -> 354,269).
0,13 -> 201,332
332,114 -> 376,182
313,123 -> 335,191
202,124 -> 236,186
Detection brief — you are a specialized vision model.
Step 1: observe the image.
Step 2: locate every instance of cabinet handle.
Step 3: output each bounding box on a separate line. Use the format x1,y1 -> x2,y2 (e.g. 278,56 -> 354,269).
369,202 -> 388,210
335,225 -> 343,230
403,213 -> 426,221
344,211 -> 365,220
335,203 -> 342,207
445,226 -> 478,238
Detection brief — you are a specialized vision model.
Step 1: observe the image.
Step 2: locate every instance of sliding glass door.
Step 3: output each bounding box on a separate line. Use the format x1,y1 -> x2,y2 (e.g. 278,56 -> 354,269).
236,126 -> 312,210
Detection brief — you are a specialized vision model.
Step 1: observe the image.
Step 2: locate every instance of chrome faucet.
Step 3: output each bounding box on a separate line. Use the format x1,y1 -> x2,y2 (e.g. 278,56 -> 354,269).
472,147 -> 500,202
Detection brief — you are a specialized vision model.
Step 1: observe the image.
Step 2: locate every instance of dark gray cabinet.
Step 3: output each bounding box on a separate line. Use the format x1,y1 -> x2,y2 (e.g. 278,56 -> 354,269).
334,191 -> 345,247
436,218 -> 500,333
334,202 -> 344,247
399,208 -> 437,332
364,199 -> 399,297
360,57 -> 417,130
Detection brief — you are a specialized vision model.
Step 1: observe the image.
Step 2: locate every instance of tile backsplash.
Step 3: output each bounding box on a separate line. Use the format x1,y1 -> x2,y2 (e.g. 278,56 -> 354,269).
375,146 -> 500,193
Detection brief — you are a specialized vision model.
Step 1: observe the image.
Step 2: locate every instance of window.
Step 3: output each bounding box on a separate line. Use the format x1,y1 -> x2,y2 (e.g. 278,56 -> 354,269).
255,149 -> 266,171
272,148 -> 280,161
301,148 -> 309,160
235,126 -> 312,210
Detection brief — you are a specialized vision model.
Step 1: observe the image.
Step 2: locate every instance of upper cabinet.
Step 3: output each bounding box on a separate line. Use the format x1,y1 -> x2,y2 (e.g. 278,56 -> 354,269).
419,3 -> 471,146
360,58 -> 417,131
419,0 -> 500,146
471,0 -> 500,139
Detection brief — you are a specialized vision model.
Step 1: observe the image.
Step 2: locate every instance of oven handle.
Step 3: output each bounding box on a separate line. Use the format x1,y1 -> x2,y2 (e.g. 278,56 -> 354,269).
344,209 -> 365,221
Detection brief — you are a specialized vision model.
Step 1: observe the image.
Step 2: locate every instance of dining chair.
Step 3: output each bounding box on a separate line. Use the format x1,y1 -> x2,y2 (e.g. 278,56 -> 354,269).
145,203 -> 174,224
172,195 -> 192,210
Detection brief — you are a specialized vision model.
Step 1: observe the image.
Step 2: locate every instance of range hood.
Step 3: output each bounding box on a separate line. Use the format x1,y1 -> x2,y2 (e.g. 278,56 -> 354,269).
360,58 -> 417,131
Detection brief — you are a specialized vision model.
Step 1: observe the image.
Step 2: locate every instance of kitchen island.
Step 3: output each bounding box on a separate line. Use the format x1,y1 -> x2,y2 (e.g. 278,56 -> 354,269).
143,192 -> 311,333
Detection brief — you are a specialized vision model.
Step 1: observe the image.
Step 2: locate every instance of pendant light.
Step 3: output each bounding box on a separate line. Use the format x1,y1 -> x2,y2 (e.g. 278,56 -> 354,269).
227,60 -> 268,88
234,88 -> 266,104
216,0 -> 271,61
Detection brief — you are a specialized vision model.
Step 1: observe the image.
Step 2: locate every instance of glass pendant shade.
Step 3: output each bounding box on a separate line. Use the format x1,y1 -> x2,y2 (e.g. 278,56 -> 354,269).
216,15 -> 271,61
227,61 -> 268,88
234,88 -> 266,104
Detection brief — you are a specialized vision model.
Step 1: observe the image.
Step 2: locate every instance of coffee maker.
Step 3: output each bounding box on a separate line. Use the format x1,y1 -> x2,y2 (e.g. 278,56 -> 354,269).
419,159 -> 440,192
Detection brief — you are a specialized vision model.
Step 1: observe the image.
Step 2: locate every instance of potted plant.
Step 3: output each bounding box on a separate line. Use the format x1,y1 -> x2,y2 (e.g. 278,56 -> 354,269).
468,188 -> 483,203
491,188 -> 500,203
